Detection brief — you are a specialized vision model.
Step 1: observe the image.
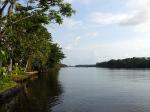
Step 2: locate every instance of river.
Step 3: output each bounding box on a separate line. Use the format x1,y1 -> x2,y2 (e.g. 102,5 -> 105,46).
1,68 -> 150,112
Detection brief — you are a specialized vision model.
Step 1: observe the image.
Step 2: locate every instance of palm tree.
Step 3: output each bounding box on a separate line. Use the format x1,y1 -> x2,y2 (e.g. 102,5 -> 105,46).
0,0 -> 16,16
0,0 -> 16,73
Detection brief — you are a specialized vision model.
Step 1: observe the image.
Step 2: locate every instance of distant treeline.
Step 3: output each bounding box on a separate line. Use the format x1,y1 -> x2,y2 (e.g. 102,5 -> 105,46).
96,57 -> 150,68
60,64 -> 68,67
75,65 -> 96,67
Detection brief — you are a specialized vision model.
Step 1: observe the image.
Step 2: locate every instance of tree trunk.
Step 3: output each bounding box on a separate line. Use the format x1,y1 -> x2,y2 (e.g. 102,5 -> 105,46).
8,58 -> 12,73
25,55 -> 32,72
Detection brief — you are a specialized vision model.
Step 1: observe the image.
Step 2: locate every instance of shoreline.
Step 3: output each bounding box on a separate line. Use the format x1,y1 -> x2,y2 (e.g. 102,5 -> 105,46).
0,71 -> 38,102
0,85 -> 21,102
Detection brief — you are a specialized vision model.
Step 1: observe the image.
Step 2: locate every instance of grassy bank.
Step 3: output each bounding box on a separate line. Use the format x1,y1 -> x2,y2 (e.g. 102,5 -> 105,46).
0,81 -> 17,93
0,71 -> 38,93
12,71 -> 38,82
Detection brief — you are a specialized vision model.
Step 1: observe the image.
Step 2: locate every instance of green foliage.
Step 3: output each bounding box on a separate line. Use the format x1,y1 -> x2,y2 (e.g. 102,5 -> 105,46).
0,81 -> 17,93
0,50 -> 8,66
12,65 -> 25,75
32,43 -> 65,71
0,0 -> 73,92
0,67 -> 7,77
0,67 -> 12,86
11,74 -> 28,81
47,43 -> 65,68
0,0 -> 74,72
96,57 -> 150,68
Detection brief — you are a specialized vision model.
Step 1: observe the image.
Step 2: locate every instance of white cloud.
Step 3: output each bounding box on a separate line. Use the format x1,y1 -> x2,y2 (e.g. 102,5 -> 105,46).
120,10 -> 150,26
86,32 -> 98,37
90,10 -> 150,26
64,0 -> 73,3
63,35 -> 150,64
58,0 -> 150,65
64,45 -> 73,50
62,18 -> 82,28
63,32 -> 99,52
89,0 -> 150,32
74,36 -> 81,45
126,0 -> 150,9
89,36 -> 150,62
90,12 -> 128,25
64,36 -> 81,51
64,0 -> 91,5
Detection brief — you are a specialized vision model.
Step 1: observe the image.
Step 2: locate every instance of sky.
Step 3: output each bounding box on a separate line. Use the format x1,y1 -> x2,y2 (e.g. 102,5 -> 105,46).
49,0 -> 150,65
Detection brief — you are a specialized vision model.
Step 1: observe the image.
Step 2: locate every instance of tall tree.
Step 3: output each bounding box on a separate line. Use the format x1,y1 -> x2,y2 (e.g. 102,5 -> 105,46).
47,43 -> 65,68
0,0 -> 74,72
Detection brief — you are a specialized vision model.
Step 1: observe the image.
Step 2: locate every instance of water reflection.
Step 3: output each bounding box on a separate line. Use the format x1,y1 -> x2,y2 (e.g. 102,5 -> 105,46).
0,70 -> 63,112
2,68 -> 150,112
53,68 -> 150,112
106,69 -> 150,81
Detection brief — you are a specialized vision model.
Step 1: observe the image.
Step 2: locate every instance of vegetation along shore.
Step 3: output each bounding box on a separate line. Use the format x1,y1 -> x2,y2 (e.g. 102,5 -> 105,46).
0,0 -> 74,100
76,57 -> 150,69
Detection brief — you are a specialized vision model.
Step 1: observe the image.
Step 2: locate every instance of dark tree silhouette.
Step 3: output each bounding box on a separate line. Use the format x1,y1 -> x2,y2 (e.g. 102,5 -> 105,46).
96,57 -> 150,68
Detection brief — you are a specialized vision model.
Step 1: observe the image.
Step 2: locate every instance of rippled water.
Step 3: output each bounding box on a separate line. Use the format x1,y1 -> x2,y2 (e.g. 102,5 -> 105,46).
1,68 -> 150,112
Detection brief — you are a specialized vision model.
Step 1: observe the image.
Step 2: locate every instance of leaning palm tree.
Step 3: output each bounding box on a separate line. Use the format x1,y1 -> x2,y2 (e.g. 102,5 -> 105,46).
0,0 -> 16,16
0,0 -> 17,42
0,0 -> 16,73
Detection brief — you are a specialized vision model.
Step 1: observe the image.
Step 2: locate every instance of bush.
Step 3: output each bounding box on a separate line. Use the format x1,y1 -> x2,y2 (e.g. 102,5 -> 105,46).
0,67 -> 7,78
0,67 -> 11,84
12,65 -> 25,75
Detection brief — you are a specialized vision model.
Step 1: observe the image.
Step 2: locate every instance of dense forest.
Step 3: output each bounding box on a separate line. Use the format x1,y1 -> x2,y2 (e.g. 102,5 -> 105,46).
96,57 -> 150,68
0,0 -> 74,91
75,65 -> 96,67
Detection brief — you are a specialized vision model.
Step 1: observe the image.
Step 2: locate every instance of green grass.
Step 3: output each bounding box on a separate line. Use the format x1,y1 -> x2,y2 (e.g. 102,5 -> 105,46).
0,81 -> 17,93
12,74 -> 28,81
11,72 -> 35,80
26,71 -> 38,75
0,71 -> 38,93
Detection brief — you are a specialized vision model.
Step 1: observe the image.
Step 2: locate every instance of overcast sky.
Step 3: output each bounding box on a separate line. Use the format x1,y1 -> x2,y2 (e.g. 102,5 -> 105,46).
49,0 -> 150,65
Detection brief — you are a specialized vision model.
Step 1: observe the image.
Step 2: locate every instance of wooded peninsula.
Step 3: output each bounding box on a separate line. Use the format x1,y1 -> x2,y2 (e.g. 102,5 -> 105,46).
76,57 -> 150,68
0,0 -> 74,96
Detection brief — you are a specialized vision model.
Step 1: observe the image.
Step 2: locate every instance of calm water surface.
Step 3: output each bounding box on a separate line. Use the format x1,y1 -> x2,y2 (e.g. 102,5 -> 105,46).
1,68 -> 150,112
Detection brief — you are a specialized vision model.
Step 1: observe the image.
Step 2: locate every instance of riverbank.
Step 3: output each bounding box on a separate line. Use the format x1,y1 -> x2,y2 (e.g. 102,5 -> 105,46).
0,83 -> 20,101
0,71 -> 38,101
12,71 -> 38,82
0,81 -> 17,93
2,68 -> 150,112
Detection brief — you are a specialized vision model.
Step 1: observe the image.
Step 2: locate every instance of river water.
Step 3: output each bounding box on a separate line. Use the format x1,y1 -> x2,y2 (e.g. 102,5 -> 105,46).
1,68 -> 150,112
